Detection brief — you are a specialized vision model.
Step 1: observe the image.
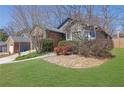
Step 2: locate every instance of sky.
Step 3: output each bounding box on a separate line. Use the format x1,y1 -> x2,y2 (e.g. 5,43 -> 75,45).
0,5 -> 13,28
1,5 -> 124,30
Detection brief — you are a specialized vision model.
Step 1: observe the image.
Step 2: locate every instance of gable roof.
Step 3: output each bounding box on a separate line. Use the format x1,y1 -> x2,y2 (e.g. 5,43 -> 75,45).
58,18 -> 112,37
9,36 -> 30,42
45,25 -> 64,34
32,25 -> 65,34
57,18 -> 72,29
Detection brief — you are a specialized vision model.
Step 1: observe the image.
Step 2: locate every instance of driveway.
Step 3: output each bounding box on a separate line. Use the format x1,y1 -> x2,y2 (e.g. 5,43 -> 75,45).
0,53 -> 55,65
0,54 -> 19,64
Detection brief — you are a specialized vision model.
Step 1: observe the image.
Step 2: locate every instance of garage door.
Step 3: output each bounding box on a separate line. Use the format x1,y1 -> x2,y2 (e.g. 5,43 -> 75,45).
20,42 -> 30,52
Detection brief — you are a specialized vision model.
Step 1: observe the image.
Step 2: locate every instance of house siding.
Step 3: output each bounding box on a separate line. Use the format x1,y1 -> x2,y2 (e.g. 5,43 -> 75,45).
46,31 -> 65,47
96,31 -> 108,39
14,42 -> 19,53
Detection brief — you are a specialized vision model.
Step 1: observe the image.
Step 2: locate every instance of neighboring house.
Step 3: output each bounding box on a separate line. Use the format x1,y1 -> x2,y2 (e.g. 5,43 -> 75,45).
0,41 -> 7,52
112,31 -> 124,48
113,31 -> 124,38
6,36 -> 31,54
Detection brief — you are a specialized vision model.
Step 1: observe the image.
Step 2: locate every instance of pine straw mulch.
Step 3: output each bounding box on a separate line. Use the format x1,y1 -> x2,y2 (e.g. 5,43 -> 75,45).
42,54 -> 108,69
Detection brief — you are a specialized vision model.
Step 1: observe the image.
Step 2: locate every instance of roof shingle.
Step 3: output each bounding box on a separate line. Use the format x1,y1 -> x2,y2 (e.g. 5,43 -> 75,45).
10,36 -> 30,42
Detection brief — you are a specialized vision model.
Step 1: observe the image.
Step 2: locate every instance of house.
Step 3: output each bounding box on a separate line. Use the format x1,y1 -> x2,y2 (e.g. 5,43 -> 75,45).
2,18 -> 111,54
32,18 -> 111,48
57,18 -> 111,41
31,25 -> 65,47
112,31 -> 124,48
0,41 -> 7,52
6,36 -> 31,54
113,31 -> 124,38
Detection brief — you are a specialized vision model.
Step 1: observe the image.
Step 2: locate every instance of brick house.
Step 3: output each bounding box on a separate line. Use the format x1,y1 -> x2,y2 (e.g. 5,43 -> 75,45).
31,25 -> 65,47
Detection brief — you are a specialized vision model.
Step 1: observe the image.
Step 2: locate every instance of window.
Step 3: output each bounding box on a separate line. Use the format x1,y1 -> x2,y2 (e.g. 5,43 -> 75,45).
90,31 -> 96,37
66,32 -> 71,40
89,30 -> 96,39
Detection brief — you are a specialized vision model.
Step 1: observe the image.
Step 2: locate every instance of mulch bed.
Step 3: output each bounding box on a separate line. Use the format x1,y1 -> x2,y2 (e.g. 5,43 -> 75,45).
43,54 -> 108,68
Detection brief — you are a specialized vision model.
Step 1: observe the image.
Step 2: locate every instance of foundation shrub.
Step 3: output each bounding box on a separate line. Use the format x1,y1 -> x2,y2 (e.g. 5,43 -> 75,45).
55,39 -> 113,58
42,38 -> 53,52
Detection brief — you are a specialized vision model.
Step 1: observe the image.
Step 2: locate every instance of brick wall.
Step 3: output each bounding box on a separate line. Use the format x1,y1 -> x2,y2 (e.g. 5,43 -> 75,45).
46,31 -> 65,47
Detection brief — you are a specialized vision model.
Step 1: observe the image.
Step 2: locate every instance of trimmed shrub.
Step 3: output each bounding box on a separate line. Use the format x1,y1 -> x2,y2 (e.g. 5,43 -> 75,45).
42,38 -> 53,52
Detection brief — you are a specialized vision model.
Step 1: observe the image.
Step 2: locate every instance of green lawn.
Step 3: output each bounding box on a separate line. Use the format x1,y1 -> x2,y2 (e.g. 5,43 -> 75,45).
0,48 -> 124,86
15,52 -> 48,60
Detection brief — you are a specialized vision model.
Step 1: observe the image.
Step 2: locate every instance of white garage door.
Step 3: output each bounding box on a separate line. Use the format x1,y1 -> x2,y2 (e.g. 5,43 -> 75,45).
9,45 -> 14,54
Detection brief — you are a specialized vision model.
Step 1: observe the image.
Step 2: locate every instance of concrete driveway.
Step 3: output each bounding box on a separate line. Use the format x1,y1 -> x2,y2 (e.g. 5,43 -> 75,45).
0,54 -> 19,64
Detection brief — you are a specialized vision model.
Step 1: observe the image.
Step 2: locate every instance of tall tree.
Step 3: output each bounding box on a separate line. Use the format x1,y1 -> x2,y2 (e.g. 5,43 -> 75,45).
11,6 -> 46,34
101,5 -> 116,35
84,5 -> 94,25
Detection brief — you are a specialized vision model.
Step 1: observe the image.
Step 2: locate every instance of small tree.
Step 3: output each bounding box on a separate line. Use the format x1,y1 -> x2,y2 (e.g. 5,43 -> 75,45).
31,25 -> 46,53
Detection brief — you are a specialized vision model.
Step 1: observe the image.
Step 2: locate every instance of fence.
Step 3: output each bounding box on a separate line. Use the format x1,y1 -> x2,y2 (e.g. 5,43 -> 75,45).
113,38 -> 124,48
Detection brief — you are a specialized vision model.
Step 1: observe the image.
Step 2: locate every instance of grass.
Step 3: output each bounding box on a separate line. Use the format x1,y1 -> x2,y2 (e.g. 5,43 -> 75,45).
15,52 -> 48,60
0,48 -> 124,86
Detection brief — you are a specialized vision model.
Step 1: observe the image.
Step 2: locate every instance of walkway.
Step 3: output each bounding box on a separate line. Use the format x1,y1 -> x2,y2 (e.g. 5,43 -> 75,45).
0,53 -> 55,65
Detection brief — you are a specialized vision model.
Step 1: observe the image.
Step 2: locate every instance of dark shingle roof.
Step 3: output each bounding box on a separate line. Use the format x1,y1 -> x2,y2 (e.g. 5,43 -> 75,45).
45,26 -> 64,34
57,18 -> 72,29
10,36 -> 30,42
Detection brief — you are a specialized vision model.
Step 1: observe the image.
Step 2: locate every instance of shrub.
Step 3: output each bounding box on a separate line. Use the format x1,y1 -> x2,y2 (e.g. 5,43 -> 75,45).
62,45 -> 74,55
54,44 -> 75,55
42,38 -> 53,52
54,46 -> 63,55
78,39 -> 113,58
58,40 -> 78,54
55,39 -> 113,58
58,40 -> 77,46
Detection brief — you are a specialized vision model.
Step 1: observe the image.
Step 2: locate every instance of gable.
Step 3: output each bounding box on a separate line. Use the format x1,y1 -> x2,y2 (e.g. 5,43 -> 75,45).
6,36 -> 14,45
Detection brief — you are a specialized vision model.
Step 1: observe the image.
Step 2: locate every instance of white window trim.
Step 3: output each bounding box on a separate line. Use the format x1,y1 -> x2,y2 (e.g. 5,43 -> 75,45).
43,31 -> 46,39
66,31 -> 72,40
